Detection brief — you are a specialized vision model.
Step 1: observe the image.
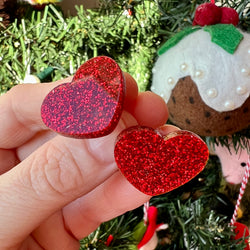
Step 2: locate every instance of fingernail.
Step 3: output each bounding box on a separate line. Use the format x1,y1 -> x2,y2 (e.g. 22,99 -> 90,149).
156,124 -> 180,137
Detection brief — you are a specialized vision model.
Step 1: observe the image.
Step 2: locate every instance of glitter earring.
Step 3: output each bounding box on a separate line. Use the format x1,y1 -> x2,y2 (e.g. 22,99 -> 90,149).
41,56 -> 125,138
114,126 -> 209,196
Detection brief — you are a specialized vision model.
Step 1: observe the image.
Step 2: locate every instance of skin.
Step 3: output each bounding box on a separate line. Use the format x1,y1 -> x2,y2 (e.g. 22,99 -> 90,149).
0,73 -> 177,250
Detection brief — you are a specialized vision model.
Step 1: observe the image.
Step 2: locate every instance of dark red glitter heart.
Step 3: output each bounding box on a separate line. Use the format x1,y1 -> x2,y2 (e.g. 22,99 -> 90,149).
114,126 -> 209,196
41,56 -> 125,138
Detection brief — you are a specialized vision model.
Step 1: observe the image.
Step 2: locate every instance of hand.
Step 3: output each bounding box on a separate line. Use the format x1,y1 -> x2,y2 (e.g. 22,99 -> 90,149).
0,73 -> 173,250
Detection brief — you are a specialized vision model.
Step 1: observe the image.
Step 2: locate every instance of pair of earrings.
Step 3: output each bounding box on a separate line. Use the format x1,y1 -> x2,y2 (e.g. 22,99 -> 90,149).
41,56 -> 209,196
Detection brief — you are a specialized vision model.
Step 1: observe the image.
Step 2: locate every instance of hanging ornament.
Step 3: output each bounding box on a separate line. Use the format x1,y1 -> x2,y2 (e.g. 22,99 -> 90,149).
212,141 -> 250,184
105,235 -> 114,247
233,222 -> 250,250
137,203 -> 168,250
36,67 -> 54,82
230,158 -> 250,225
230,158 -> 250,249
21,67 -> 54,84
22,74 -> 41,84
151,1 -> 250,137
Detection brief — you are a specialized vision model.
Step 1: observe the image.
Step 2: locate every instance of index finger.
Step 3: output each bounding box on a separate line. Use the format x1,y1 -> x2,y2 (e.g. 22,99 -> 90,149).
0,77 -> 72,149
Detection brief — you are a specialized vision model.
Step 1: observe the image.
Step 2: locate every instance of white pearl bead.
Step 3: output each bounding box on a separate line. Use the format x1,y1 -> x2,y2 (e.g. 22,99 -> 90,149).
152,67 -> 156,73
236,86 -> 247,95
241,68 -> 250,76
194,70 -> 204,78
160,93 -> 164,98
206,88 -> 218,98
167,77 -> 175,84
151,86 -> 156,91
248,48 -> 250,54
224,101 -> 235,110
180,63 -> 188,72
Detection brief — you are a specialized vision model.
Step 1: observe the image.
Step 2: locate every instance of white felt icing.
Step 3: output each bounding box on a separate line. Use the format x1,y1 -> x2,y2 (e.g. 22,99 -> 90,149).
151,29 -> 250,112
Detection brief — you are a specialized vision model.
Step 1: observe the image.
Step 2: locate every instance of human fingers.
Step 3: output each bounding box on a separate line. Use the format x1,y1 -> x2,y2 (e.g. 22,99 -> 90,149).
21,124 -> 178,248
132,91 -> 169,128
0,73 -> 138,177
0,110 -> 139,249
0,130 -> 57,175
31,211 -> 80,250
14,124 -> 179,248
63,124 -> 179,239
122,72 -> 138,113
123,73 -> 169,128
0,149 -> 19,174
0,78 -> 71,176
0,73 -> 139,150
0,77 -> 72,149
31,171 -> 150,249
64,171 -> 150,239
1,74 -> 167,164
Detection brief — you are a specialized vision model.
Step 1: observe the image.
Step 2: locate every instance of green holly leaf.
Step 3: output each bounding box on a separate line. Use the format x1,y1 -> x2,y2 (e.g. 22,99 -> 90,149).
158,26 -> 201,55
204,24 -> 243,54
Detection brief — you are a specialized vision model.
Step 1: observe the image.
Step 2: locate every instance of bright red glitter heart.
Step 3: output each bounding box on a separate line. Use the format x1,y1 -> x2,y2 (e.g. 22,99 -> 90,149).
41,56 -> 125,138
114,126 -> 209,196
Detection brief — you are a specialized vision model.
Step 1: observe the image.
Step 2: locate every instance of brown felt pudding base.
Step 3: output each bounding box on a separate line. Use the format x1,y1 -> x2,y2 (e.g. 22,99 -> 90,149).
167,76 -> 250,136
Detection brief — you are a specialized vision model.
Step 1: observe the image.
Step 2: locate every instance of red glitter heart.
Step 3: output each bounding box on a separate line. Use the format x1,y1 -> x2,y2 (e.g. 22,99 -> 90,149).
41,56 -> 125,138
114,126 -> 209,196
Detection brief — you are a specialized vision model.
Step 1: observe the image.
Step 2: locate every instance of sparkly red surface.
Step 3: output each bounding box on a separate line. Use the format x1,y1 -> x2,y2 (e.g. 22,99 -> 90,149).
193,3 -> 221,26
114,126 -> 209,196
233,222 -> 250,250
220,7 -> 239,26
41,56 -> 125,138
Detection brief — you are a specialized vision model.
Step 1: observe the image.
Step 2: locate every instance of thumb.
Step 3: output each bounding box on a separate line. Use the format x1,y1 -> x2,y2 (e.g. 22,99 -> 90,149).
0,112 -> 137,245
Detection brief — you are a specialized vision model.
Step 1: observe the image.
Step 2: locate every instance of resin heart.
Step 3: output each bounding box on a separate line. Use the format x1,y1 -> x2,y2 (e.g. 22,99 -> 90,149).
114,126 -> 209,196
41,56 -> 125,138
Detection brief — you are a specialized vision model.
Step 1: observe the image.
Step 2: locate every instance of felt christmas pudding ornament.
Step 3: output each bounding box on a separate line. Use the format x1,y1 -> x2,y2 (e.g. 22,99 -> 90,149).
212,142 -> 250,184
151,2 -> 250,137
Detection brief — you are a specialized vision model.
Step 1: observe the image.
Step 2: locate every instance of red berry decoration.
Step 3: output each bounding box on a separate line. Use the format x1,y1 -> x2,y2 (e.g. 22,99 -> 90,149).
220,7 -> 239,26
114,126 -> 209,196
41,56 -> 125,138
193,3 -> 222,26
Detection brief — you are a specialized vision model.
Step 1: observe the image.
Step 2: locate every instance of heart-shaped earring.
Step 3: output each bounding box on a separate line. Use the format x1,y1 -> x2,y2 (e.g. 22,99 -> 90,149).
41,56 -> 125,138
114,126 -> 209,196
